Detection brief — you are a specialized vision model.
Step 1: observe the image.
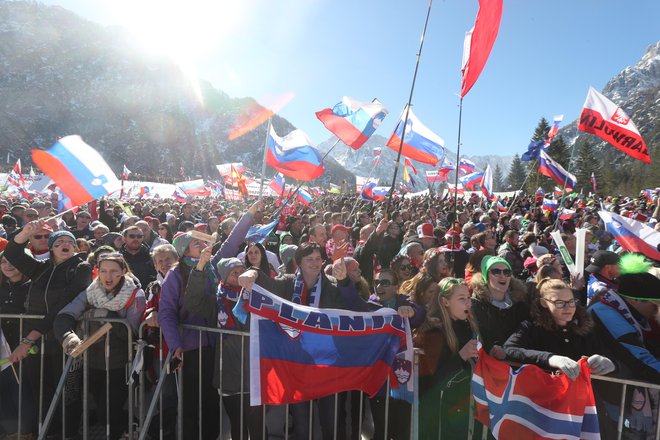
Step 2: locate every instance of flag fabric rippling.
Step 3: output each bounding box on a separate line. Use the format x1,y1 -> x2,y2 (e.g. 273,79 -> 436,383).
267,126 -> 325,181
598,210 -> 660,260
538,150 -> 576,190
316,97 -> 388,150
386,106 -> 445,166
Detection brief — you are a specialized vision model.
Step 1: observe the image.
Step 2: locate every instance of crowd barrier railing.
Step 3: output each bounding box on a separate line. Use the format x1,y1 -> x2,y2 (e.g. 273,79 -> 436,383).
2,313 -> 659,440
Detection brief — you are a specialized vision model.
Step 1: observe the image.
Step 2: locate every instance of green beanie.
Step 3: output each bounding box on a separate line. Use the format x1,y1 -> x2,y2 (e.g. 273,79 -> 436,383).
481,255 -> 512,282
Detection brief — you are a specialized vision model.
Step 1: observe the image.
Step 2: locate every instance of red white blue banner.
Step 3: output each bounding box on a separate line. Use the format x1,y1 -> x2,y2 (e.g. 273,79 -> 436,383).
472,351 -> 600,440
316,97 -> 388,150
247,284 -> 408,406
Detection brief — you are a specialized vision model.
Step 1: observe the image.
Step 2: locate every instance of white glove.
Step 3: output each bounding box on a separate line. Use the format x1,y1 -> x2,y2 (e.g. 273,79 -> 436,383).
62,331 -> 82,356
587,354 -> 615,375
548,355 -> 580,380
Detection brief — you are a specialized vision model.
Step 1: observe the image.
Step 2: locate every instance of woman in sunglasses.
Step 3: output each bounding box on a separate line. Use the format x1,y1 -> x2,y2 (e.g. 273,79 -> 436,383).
53,253 -> 146,439
470,256 -> 530,359
390,254 -> 416,284
504,278 -> 615,380
414,277 -> 481,439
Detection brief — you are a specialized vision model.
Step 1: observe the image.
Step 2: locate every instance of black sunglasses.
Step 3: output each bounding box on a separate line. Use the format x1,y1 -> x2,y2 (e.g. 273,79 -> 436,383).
489,268 -> 512,277
398,264 -> 414,271
374,279 -> 393,287
127,234 -> 143,239
33,234 -> 50,240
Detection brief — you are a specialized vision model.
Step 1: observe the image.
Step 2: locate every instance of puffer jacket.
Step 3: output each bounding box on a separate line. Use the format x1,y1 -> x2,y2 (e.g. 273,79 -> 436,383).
4,239 -> 92,352
470,272 -> 530,353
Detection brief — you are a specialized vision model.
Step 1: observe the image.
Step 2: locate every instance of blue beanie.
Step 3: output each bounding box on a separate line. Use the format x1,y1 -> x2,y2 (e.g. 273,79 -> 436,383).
48,231 -> 76,249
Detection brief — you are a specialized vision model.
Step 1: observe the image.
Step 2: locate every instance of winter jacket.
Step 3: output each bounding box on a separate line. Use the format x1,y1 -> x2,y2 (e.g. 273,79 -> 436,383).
121,244 -> 157,288
158,265 -> 215,353
53,276 -> 145,369
497,243 -> 524,278
504,308 -> 602,369
3,239 -> 92,348
353,228 -> 383,289
184,270 -> 249,394
413,320 -> 474,439
470,272 -> 530,353
378,234 -> 402,269
0,277 -> 31,347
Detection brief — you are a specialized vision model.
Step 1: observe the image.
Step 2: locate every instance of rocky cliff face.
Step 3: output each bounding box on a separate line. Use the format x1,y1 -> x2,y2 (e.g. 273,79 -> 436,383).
0,0 -> 354,184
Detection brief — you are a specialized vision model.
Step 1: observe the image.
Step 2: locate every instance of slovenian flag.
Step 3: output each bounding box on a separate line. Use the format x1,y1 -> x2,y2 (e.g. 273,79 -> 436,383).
175,179 -> 211,197
373,147 -> 382,157
459,171 -> 484,190
542,198 -> 559,211
426,170 -> 447,183
538,150 -> 576,190
361,182 -> 389,201
386,106 -> 445,166
121,164 -> 131,180
598,210 -> 660,260
578,87 -> 649,163
481,165 -> 496,201
267,126 -> 325,181
32,135 -> 121,207
246,284 -> 408,405
559,208 -> 576,220
316,97 -> 388,150
546,115 -> 564,144
296,188 -> 313,206
459,158 -> 477,175
269,173 -> 285,196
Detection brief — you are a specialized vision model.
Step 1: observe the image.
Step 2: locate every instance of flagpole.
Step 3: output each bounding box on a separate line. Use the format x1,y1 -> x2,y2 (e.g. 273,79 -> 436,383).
450,97 -> 464,242
385,0 -> 433,216
553,142 -> 579,230
348,158 -> 380,221
259,118 -> 272,201
506,159 -> 537,214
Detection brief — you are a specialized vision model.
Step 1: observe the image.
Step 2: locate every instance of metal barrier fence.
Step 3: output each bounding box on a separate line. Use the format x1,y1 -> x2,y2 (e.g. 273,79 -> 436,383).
1,313 -> 659,440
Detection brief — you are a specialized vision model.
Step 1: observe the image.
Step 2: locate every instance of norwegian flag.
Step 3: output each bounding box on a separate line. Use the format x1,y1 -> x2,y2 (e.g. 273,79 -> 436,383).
472,351 -> 600,440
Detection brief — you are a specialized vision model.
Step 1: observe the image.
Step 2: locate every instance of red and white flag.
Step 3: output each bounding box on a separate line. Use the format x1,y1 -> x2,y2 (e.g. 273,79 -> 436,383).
577,87 -> 649,163
460,0 -> 503,98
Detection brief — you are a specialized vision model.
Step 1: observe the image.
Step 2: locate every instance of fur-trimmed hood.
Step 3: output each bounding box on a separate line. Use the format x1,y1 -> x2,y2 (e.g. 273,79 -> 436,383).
470,271 -> 528,305
531,302 -> 594,336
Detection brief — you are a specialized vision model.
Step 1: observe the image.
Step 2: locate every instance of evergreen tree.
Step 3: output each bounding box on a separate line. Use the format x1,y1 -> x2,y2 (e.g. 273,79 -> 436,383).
546,135 -> 571,169
526,117 -> 550,193
493,163 -> 504,191
573,139 -> 601,194
507,154 -> 527,190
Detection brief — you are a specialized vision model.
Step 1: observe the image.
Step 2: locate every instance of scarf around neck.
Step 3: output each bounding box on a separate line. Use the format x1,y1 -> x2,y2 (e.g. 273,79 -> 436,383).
292,270 -> 322,307
86,276 -> 139,311
597,288 -> 649,339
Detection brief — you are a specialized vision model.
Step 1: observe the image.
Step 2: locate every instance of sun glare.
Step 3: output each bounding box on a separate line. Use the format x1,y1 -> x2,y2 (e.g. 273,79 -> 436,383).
114,0 -> 244,104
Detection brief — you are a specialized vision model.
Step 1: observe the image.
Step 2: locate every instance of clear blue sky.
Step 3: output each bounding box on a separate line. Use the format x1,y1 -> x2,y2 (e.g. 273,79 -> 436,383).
43,0 -> 660,158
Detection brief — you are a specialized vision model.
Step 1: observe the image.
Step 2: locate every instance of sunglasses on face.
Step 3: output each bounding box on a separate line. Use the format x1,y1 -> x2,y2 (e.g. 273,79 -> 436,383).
33,234 -> 50,240
543,298 -> 578,309
374,279 -> 393,287
25,214 -> 38,218
399,264 -> 414,271
489,268 -> 512,277
127,234 -> 143,239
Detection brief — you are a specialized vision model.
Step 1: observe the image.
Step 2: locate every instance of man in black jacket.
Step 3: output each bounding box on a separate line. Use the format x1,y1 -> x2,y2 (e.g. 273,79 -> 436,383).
121,226 -> 157,288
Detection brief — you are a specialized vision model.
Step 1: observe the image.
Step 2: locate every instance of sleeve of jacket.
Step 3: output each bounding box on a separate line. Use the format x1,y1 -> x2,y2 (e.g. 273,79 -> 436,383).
158,270 -> 184,352
591,304 -> 660,382
53,290 -> 89,341
4,239 -> 43,280
99,200 -> 119,232
399,295 -> 426,329
211,212 -> 255,272
503,321 -> 553,368
32,262 -> 92,335
183,269 -> 218,324
363,230 -> 383,259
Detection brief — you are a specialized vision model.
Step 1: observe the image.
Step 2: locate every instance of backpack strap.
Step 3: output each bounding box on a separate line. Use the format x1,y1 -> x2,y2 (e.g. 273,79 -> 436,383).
124,287 -> 141,310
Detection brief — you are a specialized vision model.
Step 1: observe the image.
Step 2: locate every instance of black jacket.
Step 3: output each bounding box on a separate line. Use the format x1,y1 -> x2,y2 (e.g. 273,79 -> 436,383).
353,229 -> 383,288
0,277 -> 31,347
504,313 -> 602,370
3,239 -> 92,342
121,244 -> 156,288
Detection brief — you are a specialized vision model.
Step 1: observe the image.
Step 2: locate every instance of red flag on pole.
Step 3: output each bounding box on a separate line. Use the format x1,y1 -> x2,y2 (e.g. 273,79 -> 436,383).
460,0 -> 503,98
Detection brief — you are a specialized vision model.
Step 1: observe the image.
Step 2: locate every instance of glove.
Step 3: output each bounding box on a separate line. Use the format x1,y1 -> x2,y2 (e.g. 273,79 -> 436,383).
548,355 -> 580,380
587,354 -> 615,375
61,331 -> 82,356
